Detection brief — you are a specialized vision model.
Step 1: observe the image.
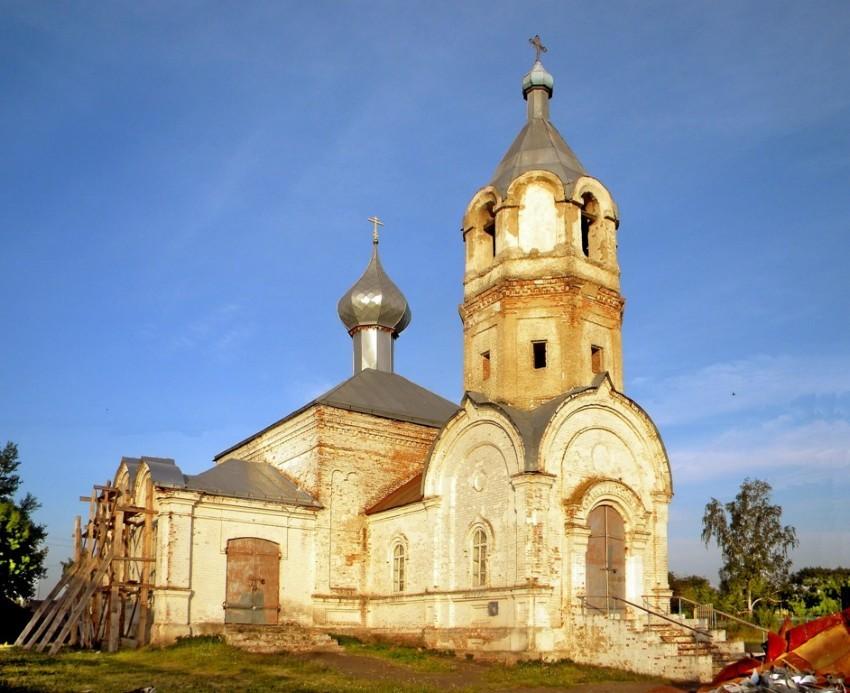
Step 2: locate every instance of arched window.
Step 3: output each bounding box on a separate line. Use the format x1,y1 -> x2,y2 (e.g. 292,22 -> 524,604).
483,202 -> 497,259
471,528 -> 488,587
392,542 -> 406,592
580,193 -> 599,258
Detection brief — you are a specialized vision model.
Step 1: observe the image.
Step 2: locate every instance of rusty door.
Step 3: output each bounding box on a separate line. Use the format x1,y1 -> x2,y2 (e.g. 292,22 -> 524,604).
224,538 -> 280,625
585,504 -> 625,612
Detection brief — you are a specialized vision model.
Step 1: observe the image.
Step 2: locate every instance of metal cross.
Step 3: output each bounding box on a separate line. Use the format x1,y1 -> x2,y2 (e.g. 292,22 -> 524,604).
529,34 -> 547,62
368,215 -> 384,244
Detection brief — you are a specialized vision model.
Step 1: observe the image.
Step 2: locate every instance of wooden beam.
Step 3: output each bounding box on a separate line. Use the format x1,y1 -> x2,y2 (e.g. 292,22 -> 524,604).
136,478 -> 154,646
107,508 -> 125,653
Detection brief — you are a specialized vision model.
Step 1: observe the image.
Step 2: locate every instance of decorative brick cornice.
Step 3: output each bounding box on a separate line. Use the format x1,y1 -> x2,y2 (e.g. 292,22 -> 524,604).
461,277 -> 623,321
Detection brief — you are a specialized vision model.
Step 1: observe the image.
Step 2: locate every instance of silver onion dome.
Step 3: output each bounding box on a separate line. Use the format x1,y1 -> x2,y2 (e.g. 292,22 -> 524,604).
337,239 -> 411,336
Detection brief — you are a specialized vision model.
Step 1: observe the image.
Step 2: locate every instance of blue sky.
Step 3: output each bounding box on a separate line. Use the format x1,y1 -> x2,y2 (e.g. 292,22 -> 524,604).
2,1 -> 849,593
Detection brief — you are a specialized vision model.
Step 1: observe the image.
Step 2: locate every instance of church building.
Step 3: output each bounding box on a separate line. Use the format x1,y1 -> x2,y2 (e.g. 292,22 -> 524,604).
47,47 -> 736,682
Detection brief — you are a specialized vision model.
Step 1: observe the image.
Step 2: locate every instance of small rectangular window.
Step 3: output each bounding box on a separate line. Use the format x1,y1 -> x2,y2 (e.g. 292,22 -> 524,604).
482,351 -> 491,380
591,345 -> 604,374
532,341 -> 547,369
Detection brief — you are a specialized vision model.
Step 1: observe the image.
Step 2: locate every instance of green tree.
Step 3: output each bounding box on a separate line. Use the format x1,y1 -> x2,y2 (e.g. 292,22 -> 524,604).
702,478 -> 798,618
782,567 -> 850,618
0,442 -> 47,601
669,572 -> 720,606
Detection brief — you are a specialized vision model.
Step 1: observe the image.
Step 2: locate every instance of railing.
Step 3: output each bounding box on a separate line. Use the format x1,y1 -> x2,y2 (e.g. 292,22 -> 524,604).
666,594 -> 769,634
580,595 -> 713,642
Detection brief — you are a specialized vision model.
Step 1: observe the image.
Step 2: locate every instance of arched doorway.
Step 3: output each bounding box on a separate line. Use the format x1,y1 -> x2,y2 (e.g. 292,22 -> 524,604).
585,504 -> 625,612
224,538 -> 280,625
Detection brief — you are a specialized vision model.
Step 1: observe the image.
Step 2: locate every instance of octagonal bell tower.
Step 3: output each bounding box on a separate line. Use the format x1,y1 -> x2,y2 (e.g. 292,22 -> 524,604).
460,48 -> 624,410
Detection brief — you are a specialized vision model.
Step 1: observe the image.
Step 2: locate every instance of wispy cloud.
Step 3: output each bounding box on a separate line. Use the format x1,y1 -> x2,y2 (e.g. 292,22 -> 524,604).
670,415 -> 850,486
633,354 -> 850,427
168,302 -> 250,359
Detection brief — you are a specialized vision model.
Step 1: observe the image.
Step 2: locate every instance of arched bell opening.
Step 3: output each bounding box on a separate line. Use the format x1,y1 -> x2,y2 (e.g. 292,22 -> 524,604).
585,503 -> 626,612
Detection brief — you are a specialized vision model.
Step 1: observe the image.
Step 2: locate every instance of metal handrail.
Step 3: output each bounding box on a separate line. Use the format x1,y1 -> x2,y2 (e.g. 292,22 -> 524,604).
667,594 -> 769,634
581,595 -> 712,641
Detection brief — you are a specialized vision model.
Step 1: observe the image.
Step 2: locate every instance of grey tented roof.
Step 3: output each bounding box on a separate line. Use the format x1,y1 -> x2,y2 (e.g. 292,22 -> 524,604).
215,368 -> 458,460
489,117 -> 587,196
184,459 -> 320,507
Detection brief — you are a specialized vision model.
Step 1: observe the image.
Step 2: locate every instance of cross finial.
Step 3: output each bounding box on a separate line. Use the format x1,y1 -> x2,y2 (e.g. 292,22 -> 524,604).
529,34 -> 547,62
368,215 -> 384,245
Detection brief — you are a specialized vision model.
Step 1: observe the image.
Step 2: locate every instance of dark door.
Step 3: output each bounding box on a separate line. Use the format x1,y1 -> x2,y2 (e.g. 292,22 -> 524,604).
225,538 -> 280,624
585,505 -> 625,612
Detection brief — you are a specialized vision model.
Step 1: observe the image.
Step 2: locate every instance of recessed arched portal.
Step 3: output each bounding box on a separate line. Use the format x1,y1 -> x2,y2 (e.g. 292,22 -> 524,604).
585,504 -> 625,612
224,538 -> 280,624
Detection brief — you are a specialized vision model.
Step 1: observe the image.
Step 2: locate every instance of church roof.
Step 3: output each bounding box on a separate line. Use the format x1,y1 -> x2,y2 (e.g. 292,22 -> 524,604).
489,116 -> 587,196
184,458 -> 320,507
488,56 -> 587,196
365,472 -> 423,515
214,368 -> 458,460
316,368 -> 458,426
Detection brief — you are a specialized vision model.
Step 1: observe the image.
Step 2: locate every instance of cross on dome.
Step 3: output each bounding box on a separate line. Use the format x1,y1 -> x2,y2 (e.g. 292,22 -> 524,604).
529,34 -> 547,62
368,215 -> 384,244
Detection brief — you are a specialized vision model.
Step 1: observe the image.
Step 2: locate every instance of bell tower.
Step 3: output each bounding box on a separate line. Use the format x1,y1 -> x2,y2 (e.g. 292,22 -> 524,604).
460,41 -> 625,410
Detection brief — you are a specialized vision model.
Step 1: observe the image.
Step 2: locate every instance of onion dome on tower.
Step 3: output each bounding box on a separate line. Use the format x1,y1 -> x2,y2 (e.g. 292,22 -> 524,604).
337,216 -> 411,374
488,41 -> 587,196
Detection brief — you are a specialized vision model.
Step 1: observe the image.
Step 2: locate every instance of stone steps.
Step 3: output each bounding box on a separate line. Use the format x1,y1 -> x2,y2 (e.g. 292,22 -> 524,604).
223,622 -> 342,654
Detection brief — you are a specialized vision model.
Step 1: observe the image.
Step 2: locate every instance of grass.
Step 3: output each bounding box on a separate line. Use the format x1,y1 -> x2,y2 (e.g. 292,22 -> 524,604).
0,635 -> 665,692
330,635 -> 456,672
483,659 -> 654,689
0,637 -> 395,693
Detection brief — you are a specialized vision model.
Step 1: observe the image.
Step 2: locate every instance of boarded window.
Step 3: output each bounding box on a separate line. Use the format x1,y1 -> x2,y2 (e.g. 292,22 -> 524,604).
591,345 -> 604,374
532,341 -> 547,369
482,351 -> 491,380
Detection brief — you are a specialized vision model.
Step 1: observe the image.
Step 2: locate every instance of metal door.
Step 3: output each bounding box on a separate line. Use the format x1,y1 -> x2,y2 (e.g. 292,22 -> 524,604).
224,538 -> 280,624
585,505 -> 625,612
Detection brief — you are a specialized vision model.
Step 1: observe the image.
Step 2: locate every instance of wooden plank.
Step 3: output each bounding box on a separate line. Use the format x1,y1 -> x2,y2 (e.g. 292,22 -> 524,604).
48,549 -> 114,655
107,508 -> 125,653
33,556 -> 96,652
115,505 -> 154,515
136,479 -> 154,645
14,565 -> 78,647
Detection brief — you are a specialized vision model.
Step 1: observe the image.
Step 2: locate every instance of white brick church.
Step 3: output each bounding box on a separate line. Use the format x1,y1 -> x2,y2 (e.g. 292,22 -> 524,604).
98,49 -> 723,681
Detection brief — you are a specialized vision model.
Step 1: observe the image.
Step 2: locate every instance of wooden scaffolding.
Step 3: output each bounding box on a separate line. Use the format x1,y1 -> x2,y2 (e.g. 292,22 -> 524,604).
16,478 -> 155,653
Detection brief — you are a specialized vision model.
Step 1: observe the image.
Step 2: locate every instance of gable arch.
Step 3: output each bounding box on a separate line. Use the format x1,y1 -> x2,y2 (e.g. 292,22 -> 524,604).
422,401 -> 524,498
538,387 -> 672,501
